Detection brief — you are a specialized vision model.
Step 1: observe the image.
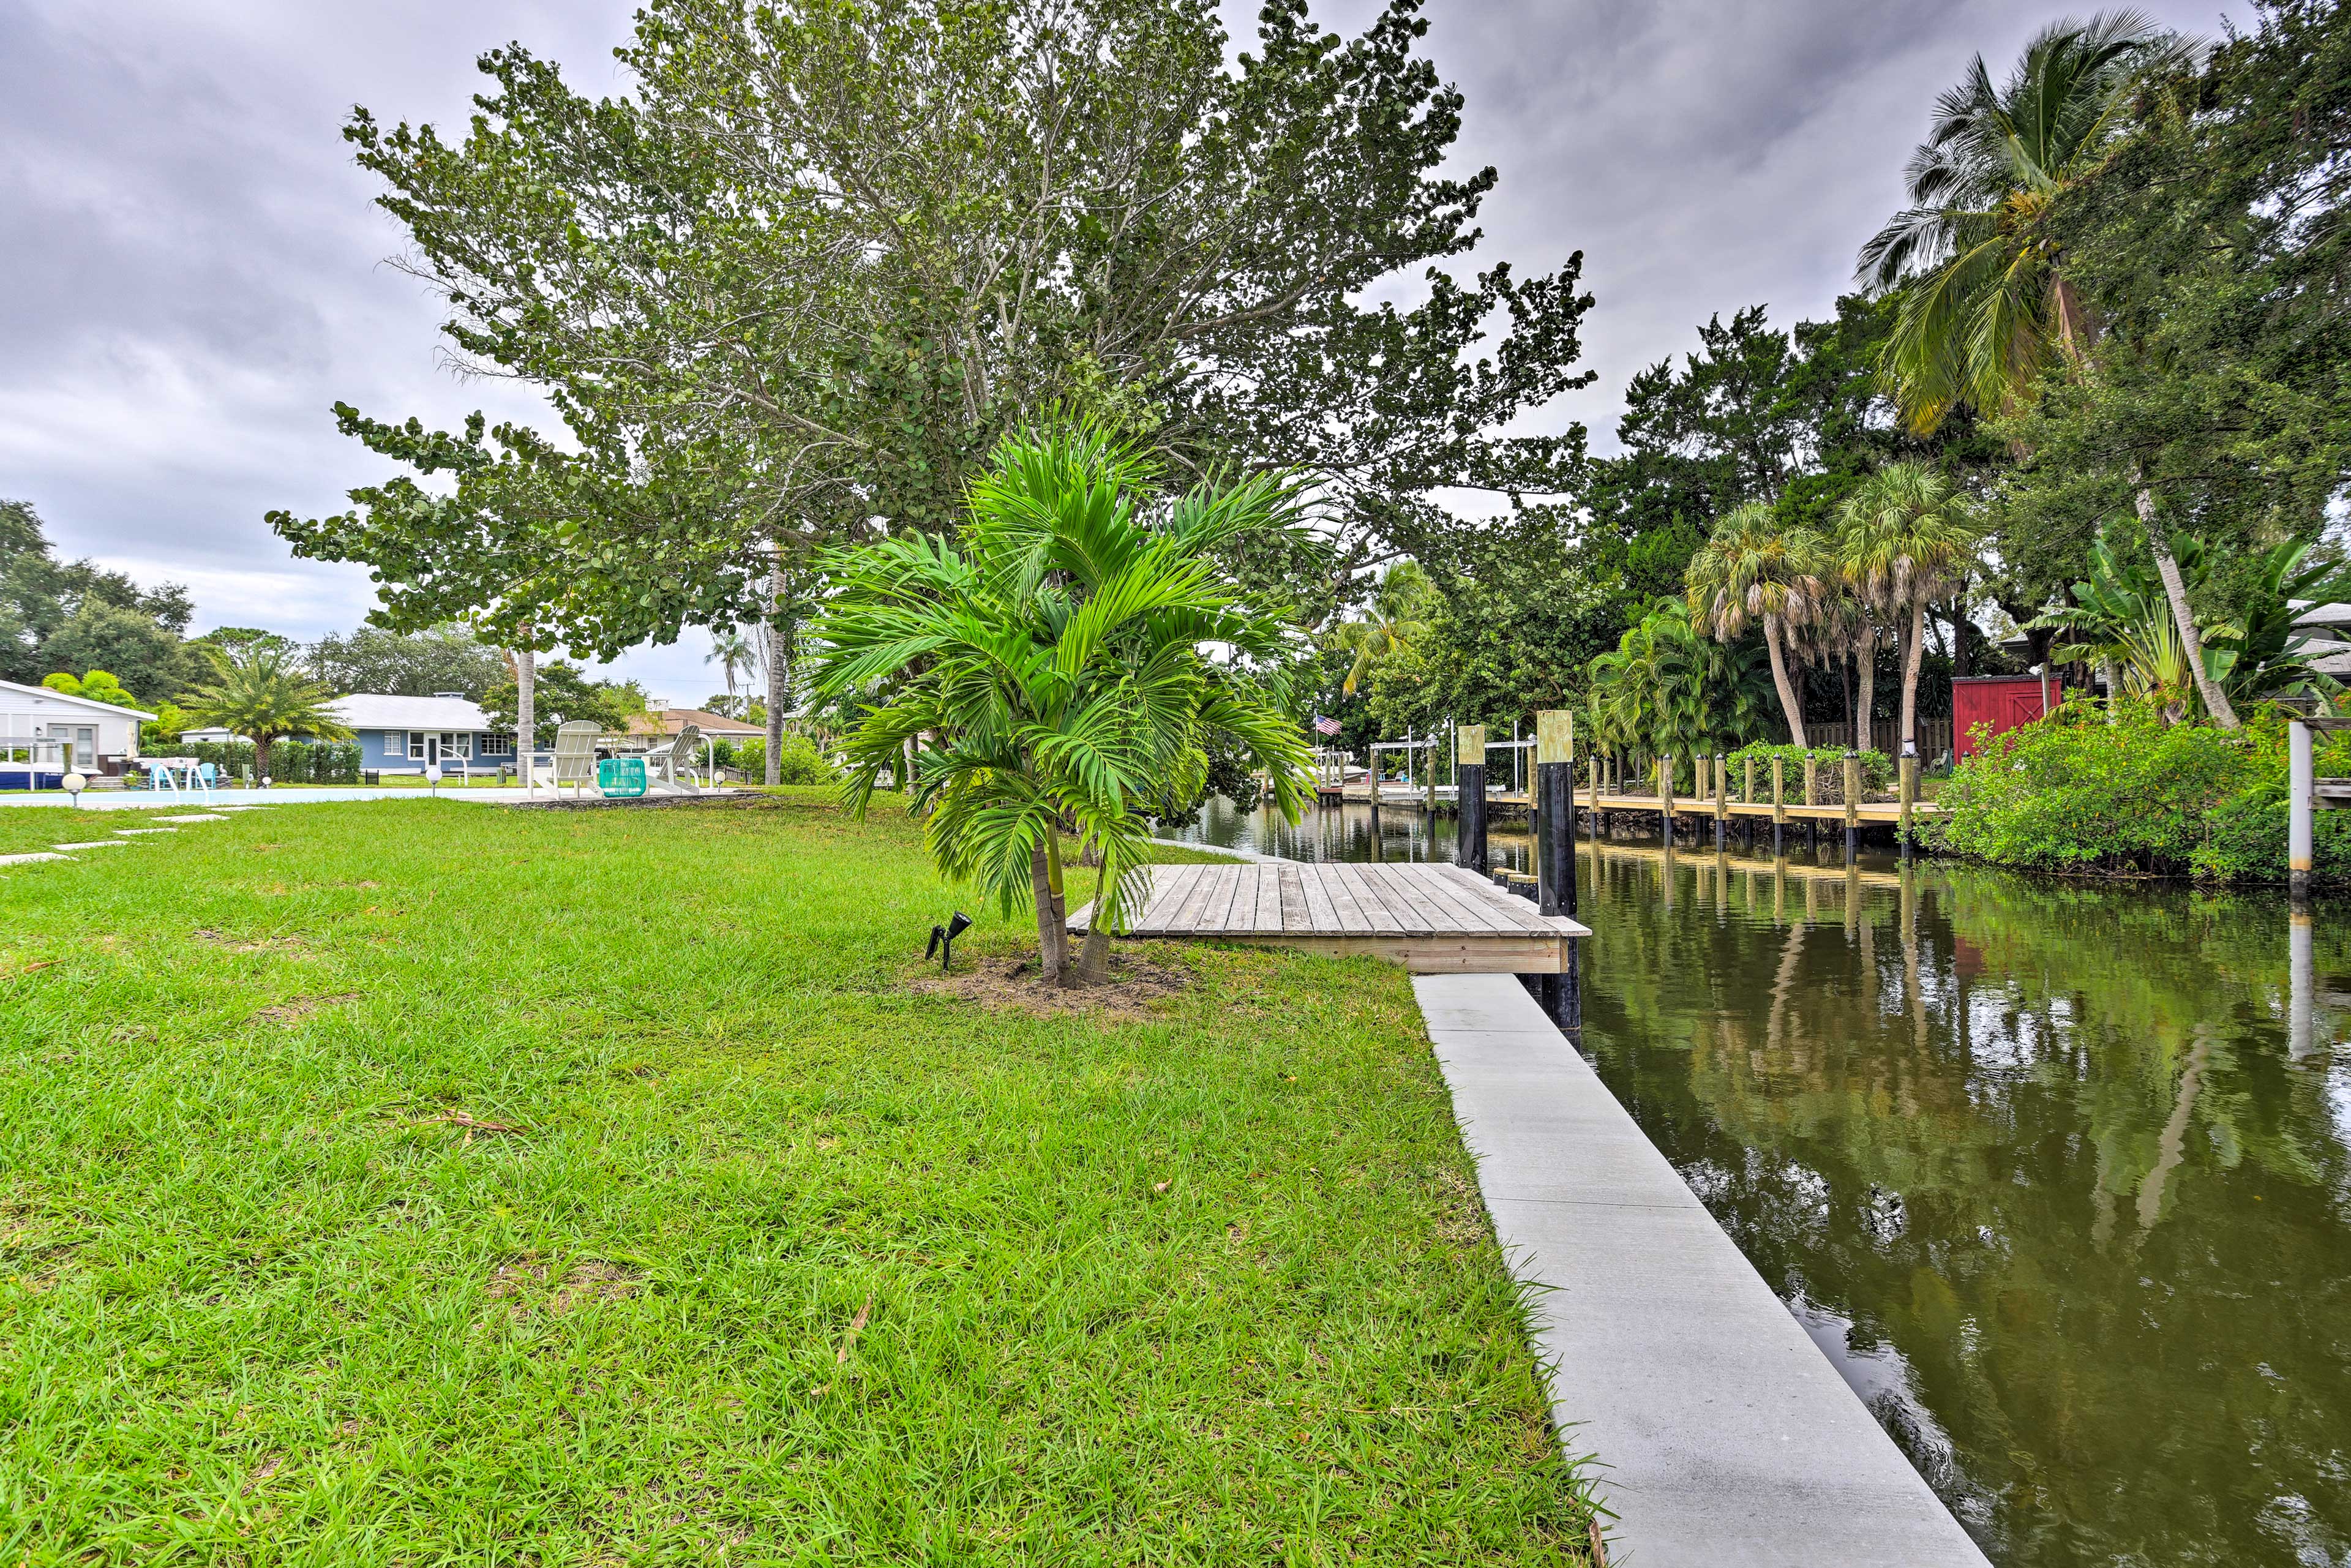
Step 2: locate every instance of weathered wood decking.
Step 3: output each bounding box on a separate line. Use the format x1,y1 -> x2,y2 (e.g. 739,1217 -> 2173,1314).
1070,860 -> 1590,973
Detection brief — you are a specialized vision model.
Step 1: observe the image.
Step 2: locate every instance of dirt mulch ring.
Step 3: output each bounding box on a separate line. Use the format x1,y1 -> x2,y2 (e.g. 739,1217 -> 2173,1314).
904,950 -> 1193,1019
252,992 -> 362,1024
486,1256 -> 643,1316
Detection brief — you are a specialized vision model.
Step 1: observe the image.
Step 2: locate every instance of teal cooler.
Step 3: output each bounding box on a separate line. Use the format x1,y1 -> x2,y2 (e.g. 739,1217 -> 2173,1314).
596,757 -> 647,798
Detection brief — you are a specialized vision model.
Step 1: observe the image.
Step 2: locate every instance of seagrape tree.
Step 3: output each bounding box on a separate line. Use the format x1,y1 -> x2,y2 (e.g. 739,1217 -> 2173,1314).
272,0 -> 1595,776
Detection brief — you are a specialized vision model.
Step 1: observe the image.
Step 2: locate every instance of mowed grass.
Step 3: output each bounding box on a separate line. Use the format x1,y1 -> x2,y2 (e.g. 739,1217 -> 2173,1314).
0,794 -> 1593,1564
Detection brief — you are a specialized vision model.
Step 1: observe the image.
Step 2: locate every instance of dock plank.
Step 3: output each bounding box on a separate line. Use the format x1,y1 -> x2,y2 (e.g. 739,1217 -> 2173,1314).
1278,863 -> 1309,931
1330,863 -> 1403,933
1300,865 -> 1341,931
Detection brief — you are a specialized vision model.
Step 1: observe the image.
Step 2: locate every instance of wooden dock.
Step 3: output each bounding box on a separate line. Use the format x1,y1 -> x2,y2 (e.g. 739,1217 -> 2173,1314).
1070,860 -> 1590,973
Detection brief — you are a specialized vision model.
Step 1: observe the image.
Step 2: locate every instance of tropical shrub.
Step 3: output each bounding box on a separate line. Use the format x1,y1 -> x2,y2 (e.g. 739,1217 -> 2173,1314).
730,735 -> 836,786
1725,741 -> 1894,803
1926,700 -> 2351,880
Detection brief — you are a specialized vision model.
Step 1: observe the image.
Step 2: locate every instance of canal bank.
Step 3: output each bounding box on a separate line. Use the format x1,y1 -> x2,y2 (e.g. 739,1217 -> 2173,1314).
1167,797 -> 2351,1568
1419,972 -> 1989,1567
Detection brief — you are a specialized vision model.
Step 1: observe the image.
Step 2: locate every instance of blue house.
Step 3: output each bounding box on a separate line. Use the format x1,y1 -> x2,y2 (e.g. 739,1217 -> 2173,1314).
331,694 -> 516,773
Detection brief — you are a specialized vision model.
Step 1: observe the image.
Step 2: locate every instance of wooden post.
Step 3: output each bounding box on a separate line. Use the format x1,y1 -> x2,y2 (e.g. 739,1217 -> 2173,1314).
1455,724 -> 1488,874
1743,754 -> 1755,805
1898,752 -> 1919,862
1659,753 -> 1676,842
1536,711 -> 1580,1030
1712,751 -> 1728,848
1843,751 -> 1861,861
1772,756 -> 1786,854
1804,754 -> 1820,850
1428,723 -> 1441,818
2291,719 -> 2314,901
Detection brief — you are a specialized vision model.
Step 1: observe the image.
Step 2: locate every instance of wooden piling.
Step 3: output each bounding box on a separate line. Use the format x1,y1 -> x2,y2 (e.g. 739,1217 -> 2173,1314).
1898,753 -> 1918,861
1660,753 -> 1676,842
1712,752 -> 1728,847
1535,710 -> 1580,1030
1772,756 -> 1786,854
1455,724 -> 1488,874
1842,752 -> 1861,861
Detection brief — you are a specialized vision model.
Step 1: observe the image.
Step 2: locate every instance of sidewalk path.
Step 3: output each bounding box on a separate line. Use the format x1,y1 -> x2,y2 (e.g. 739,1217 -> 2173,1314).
1412,973 -> 1989,1568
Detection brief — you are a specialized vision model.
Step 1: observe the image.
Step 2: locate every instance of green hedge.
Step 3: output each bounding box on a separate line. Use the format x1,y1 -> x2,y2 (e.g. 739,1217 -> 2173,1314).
1925,699 -> 2351,881
137,740 -> 363,785
726,735 -> 839,786
1724,742 -> 1894,803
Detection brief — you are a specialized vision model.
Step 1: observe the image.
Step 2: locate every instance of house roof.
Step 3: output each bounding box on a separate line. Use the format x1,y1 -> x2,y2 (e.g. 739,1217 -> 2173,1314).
622,707 -> 767,738
0,678 -> 157,722
330,694 -> 494,730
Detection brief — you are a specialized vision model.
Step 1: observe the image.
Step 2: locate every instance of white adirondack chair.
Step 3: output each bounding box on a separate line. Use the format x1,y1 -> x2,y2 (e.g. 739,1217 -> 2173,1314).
550,721 -> 602,798
642,722 -> 704,793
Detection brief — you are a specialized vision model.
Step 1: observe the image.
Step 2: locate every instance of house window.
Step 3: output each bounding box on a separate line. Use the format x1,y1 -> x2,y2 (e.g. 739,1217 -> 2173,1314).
406,731 -> 424,760
478,732 -> 514,757
444,732 -> 472,759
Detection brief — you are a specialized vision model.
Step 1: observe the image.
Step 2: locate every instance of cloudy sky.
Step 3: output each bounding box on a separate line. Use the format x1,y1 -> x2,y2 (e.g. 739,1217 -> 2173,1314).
1,0 -> 2244,705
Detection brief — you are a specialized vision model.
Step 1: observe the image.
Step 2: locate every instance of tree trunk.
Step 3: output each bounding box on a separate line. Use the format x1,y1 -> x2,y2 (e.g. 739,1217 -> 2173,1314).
1031,841 -> 1064,985
1856,625 -> 1877,752
2138,482 -> 2237,728
765,561 -> 790,784
1763,613 -> 1809,748
1951,599 -> 1971,678
1900,599 -> 1927,754
1840,655 -> 1854,740
516,642 -> 536,789
1076,920 -> 1111,981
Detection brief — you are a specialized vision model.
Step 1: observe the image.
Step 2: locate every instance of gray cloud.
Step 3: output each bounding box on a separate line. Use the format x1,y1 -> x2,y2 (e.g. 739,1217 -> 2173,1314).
0,0 -> 2246,702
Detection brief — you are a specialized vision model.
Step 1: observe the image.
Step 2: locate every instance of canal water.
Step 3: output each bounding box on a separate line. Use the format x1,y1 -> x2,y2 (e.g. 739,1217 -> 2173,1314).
1166,798 -> 2351,1568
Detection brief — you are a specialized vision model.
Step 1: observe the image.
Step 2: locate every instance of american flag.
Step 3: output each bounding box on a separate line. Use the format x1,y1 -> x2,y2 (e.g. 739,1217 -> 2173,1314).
1313,714 -> 1343,737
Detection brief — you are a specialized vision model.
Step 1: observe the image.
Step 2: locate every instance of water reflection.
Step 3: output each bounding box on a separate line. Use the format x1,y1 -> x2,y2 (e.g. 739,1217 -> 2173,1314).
1164,800 -> 2351,1568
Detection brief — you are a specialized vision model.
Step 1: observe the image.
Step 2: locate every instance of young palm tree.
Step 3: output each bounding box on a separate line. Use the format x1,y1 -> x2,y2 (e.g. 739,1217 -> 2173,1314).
809,426 -> 1314,986
1835,463 -> 1981,756
1685,501 -> 1831,747
179,647 -> 353,768
1858,12 -> 2227,724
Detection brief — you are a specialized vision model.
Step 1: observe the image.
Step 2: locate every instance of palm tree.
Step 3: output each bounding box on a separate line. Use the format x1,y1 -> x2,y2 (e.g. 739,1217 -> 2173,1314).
1331,561 -> 1435,697
1836,464 -> 1981,756
706,625 -> 756,715
179,646 -> 352,770
809,426 -> 1313,986
1858,12 -> 2227,724
1686,501 -> 1831,748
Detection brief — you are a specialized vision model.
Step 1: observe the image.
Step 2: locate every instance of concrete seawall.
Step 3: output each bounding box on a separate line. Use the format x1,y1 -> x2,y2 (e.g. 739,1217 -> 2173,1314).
1414,973 -> 1990,1568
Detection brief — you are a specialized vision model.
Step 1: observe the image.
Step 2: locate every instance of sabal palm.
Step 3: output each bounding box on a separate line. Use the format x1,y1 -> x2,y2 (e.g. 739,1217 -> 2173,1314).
809,426 -> 1313,985
1685,501 -> 1831,747
179,647 -> 353,762
1835,463 -> 1981,754
1859,10 -> 2200,432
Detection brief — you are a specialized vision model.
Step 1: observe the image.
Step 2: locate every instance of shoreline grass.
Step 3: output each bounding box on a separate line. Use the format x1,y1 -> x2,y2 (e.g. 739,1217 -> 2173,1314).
2,793 -> 1592,1563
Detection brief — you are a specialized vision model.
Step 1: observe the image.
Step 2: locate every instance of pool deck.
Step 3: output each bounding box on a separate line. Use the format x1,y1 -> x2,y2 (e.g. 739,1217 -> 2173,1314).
1415,973 -> 1990,1568
0,785 -> 741,809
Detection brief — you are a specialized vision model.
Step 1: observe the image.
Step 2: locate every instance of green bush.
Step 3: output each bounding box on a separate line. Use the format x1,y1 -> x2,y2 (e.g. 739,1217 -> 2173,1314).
1925,699 -> 2351,881
1724,741 -> 1893,802
138,739 -> 362,785
732,733 -> 838,786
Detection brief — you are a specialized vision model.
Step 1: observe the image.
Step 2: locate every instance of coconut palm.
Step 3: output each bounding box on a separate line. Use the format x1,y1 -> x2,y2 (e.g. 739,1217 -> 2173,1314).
1835,464 -> 1981,756
1858,11 -> 2199,428
1686,501 -> 1832,748
809,426 -> 1313,986
1330,561 -> 1436,697
706,625 -> 756,712
178,646 -> 352,766
1858,12 -> 2226,724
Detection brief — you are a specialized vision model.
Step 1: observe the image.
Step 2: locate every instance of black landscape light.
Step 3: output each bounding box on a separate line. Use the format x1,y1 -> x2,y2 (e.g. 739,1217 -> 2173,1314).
926,910 -> 974,970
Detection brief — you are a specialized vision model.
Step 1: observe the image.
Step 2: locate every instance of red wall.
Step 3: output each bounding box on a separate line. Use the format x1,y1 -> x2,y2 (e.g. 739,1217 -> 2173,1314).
1952,676 -> 2061,760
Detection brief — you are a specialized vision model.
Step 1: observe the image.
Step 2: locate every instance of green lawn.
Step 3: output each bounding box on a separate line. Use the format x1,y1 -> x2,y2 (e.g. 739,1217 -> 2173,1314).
1,794 -> 1594,1564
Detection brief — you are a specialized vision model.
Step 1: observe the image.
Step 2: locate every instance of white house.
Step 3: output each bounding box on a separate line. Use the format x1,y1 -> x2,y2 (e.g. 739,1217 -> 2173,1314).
0,678 -> 156,783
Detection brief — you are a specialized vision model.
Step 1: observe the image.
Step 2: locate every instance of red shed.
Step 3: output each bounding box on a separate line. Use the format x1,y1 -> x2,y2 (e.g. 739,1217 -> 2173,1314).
1952,675 -> 2061,760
